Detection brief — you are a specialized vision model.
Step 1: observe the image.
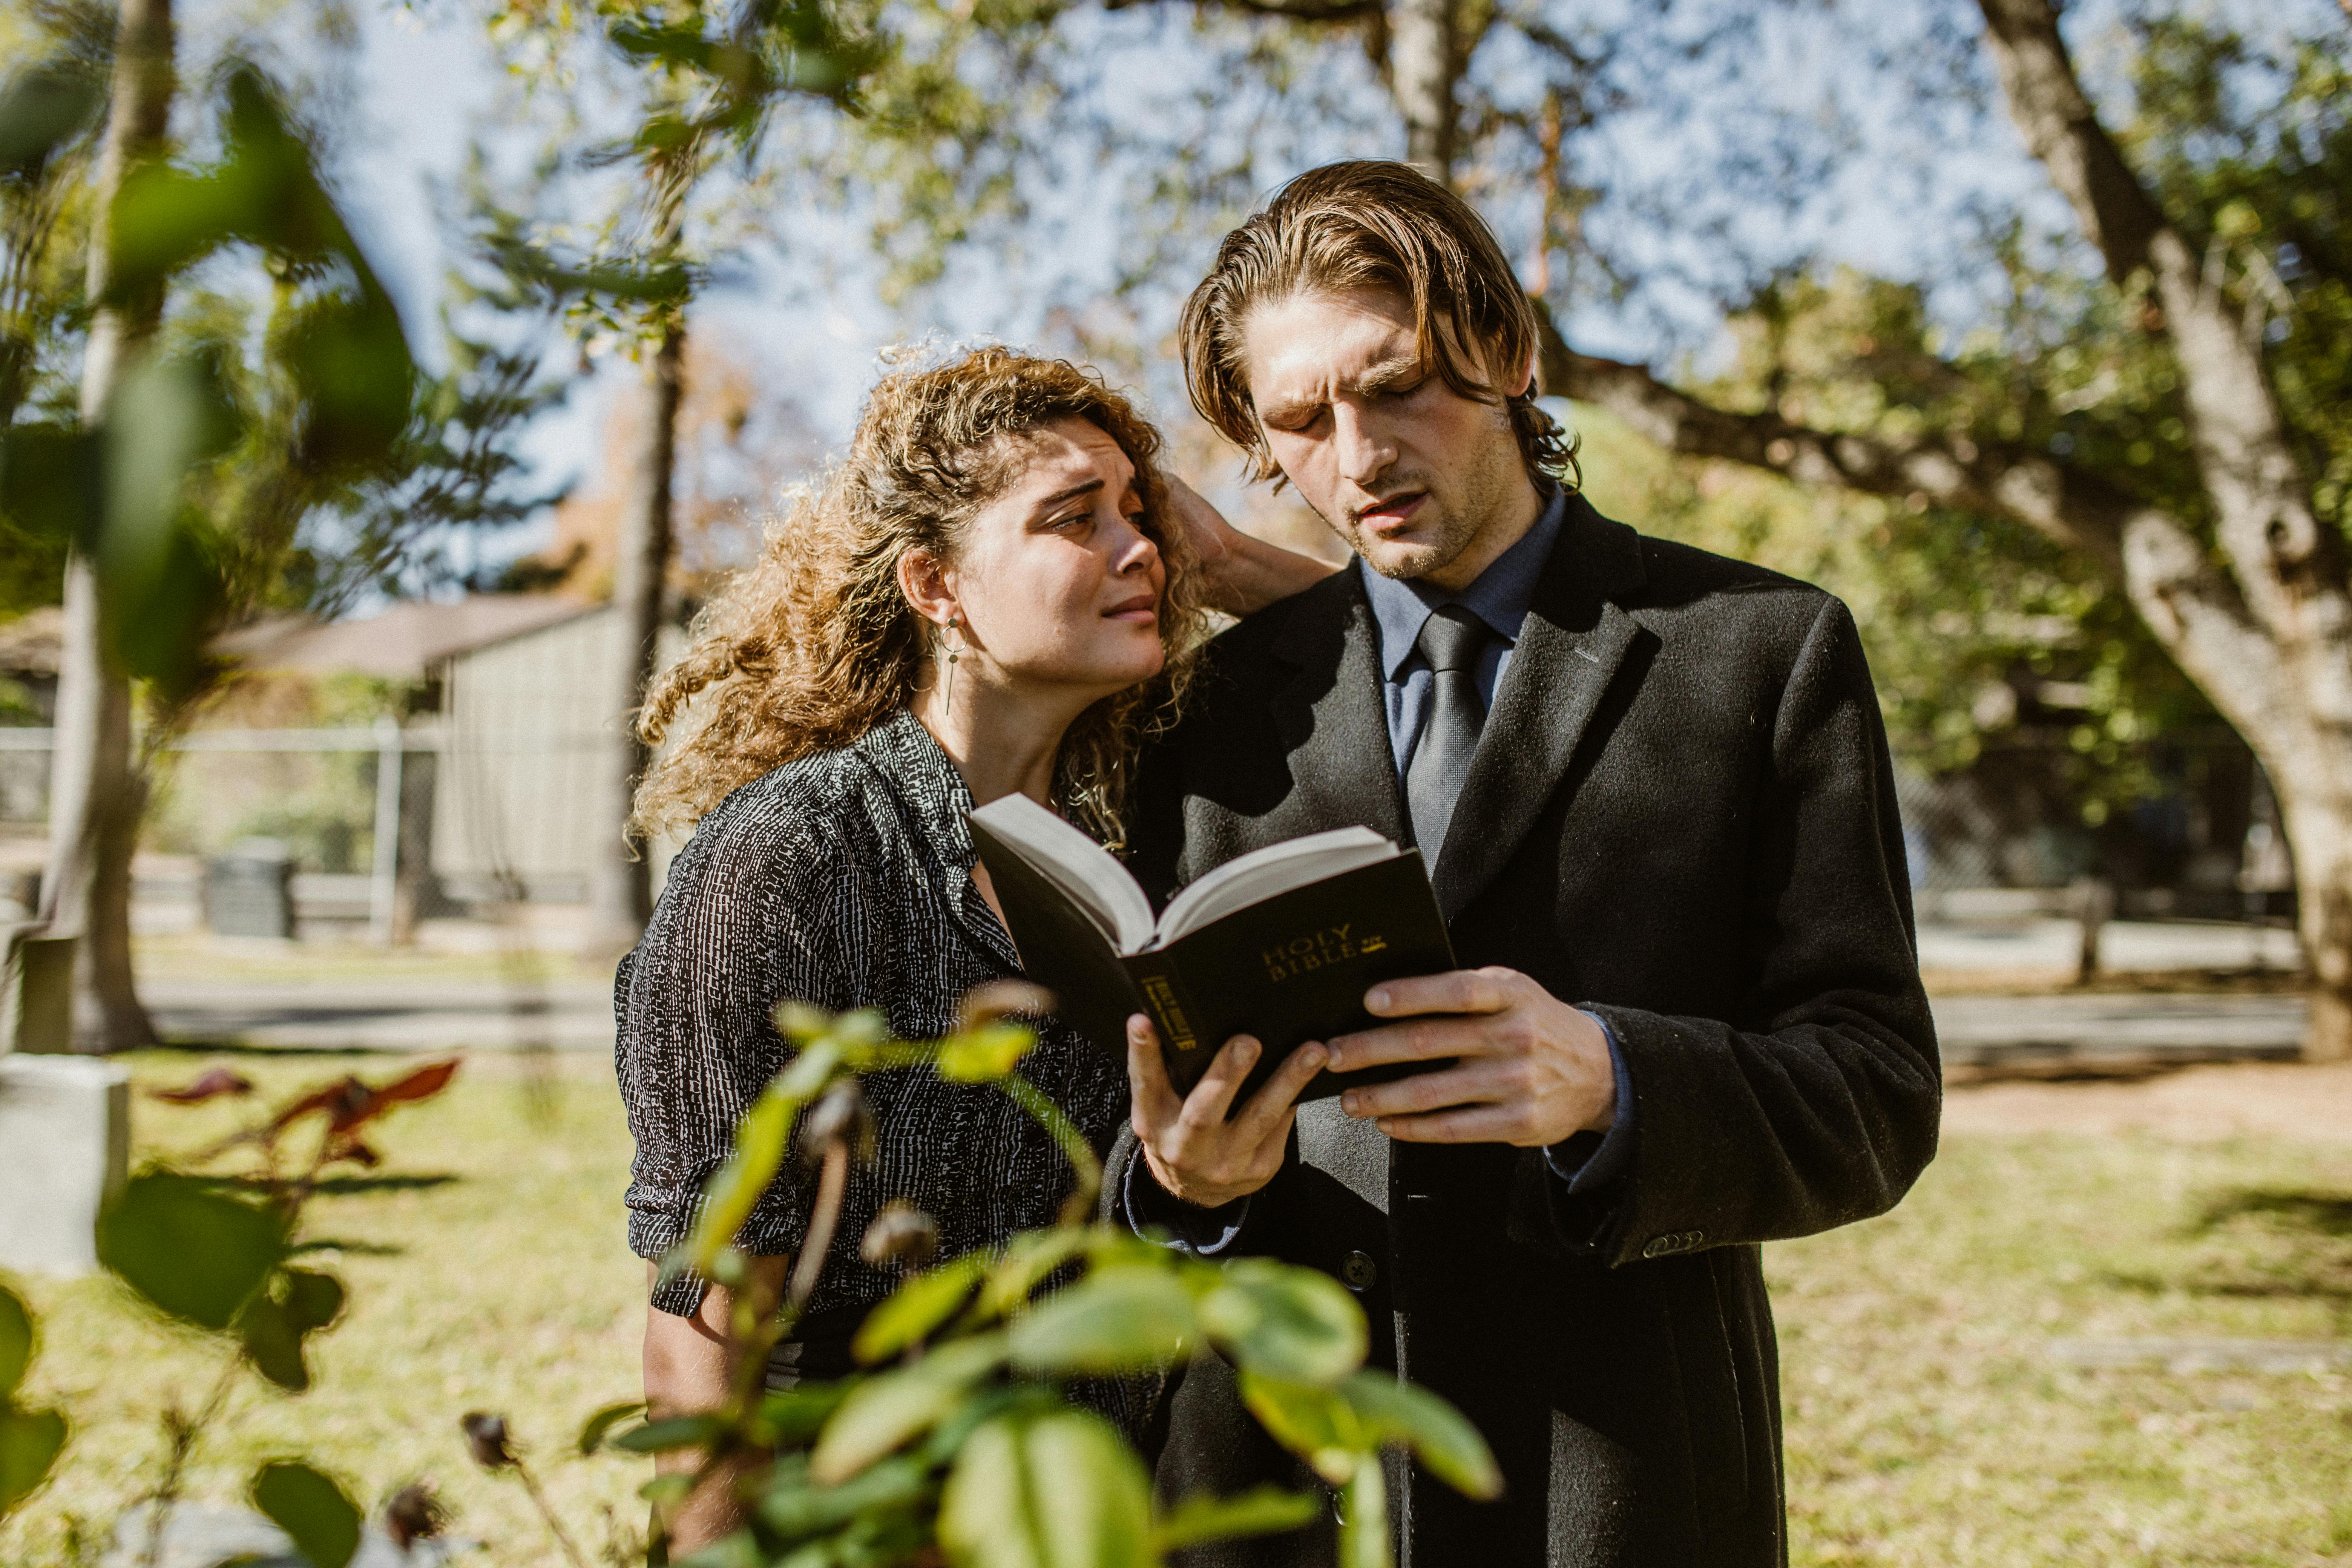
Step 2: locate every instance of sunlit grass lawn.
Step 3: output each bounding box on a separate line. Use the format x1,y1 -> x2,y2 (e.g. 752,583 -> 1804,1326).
3,1051 -> 651,1568
5,1053 -> 2350,1567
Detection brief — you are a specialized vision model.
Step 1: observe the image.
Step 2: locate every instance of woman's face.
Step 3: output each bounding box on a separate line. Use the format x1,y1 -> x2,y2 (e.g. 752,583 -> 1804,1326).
931,416 -> 1168,705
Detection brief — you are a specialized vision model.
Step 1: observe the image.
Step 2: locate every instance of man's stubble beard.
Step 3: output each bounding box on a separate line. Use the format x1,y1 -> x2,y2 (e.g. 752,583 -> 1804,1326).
1316,403 -> 1530,583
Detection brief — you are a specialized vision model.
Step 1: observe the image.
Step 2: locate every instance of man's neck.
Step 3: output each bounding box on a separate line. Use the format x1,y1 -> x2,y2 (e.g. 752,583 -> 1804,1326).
1419,471 -> 1547,594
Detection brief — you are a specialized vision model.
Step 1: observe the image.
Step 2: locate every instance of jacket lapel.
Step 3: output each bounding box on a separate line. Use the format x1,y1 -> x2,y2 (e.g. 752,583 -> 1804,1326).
1432,498 -> 1648,921
1265,568 -> 1409,850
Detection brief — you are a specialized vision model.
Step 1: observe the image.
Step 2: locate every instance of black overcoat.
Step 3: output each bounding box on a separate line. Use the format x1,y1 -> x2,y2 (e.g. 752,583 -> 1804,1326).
1108,496 -> 1942,1567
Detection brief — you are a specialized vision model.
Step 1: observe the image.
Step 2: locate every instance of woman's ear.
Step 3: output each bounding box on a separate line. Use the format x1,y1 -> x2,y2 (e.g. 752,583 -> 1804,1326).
896,547 -> 960,629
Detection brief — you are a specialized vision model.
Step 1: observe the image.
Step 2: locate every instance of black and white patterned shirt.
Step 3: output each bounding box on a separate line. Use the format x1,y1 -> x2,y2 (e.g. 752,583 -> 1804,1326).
614,710 -> 1130,1321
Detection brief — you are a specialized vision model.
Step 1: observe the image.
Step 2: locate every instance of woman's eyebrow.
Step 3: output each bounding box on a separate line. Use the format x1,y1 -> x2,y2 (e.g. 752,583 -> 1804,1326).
1031,477 -> 1105,513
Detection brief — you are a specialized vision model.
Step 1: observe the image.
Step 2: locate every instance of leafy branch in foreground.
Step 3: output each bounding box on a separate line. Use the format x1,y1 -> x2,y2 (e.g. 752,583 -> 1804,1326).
505,987 -> 1499,1568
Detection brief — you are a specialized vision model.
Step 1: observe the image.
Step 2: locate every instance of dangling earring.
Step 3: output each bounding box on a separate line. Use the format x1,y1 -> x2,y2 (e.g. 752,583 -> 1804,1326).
939,615 -> 961,717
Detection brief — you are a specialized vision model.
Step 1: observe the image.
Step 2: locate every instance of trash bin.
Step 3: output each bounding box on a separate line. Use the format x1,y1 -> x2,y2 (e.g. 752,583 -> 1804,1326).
204,838 -> 295,938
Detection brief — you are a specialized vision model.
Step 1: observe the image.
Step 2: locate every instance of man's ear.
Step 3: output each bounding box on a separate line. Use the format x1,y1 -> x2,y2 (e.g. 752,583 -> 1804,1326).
1513,342 -> 1539,400
896,547 -> 959,628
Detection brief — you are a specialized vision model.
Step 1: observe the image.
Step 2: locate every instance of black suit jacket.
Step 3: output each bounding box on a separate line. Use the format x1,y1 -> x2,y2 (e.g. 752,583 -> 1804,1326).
1109,496 -> 1941,1567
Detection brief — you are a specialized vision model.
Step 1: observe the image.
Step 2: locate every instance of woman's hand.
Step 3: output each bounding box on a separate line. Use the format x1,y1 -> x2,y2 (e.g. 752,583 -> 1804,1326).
1128,1015 -> 1326,1210
1165,475 -> 1341,618
642,1257 -> 786,1554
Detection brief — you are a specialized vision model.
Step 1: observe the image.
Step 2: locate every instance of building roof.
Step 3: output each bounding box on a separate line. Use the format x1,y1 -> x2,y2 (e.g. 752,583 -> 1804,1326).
0,607 -> 63,676
215,595 -> 603,679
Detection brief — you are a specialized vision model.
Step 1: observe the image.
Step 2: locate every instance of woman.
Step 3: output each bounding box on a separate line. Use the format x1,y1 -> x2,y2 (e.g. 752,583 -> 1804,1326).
615,345 -> 1327,1547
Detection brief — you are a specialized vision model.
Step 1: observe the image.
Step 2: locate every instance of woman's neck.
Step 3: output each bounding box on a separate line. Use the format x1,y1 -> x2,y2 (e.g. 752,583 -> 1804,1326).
911,674 -> 1086,810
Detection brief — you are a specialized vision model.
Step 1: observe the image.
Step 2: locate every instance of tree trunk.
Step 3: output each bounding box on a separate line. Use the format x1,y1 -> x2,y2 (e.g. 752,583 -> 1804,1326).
1386,0 -> 1460,182
39,0 -> 175,1053
1536,1 -> 2352,1061
591,317 -> 685,951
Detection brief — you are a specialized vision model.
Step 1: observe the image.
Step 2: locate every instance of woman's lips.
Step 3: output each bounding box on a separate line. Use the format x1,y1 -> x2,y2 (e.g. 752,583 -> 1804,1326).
1104,594 -> 1159,623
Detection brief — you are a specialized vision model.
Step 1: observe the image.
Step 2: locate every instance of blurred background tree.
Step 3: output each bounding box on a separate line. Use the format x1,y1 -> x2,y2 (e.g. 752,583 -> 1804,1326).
0,2 -> 558,1048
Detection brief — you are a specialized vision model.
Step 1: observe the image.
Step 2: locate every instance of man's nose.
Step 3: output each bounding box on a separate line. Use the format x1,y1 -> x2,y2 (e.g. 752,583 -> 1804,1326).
1331,402 -> 1395,486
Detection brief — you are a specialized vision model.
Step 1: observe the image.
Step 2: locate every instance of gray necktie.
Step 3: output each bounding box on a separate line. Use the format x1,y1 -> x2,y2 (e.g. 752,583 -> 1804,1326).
1404,605 -> 1492,866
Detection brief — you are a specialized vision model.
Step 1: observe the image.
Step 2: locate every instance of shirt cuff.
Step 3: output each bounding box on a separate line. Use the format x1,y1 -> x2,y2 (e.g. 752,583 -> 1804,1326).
1545,1012 -> 1634,1194
1120,1149 -> 1250,1256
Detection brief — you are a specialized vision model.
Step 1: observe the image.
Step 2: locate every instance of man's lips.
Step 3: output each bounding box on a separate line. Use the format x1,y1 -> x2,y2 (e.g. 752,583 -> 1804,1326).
1355,492 -> 1428,533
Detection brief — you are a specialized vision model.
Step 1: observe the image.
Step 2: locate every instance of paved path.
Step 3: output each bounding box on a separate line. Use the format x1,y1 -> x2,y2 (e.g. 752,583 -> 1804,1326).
139,965 -> 2311,1068
1932,992 -> 2306,1070
144,979 -> 618,1054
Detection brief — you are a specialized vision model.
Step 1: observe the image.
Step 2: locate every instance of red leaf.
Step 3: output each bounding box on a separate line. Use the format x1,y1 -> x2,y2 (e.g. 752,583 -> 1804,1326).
150,1067 -> 256,1105
375,1059 -> 460,1106
270,1076 -> 373,1134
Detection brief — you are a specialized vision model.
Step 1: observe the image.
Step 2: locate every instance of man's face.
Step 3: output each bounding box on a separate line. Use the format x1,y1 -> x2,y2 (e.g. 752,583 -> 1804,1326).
1240,286 -> 1534,589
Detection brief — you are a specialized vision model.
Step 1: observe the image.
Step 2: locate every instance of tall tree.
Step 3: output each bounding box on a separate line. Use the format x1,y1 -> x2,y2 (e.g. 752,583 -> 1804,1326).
38,0 -> 174,1049
481,0 -> 879,949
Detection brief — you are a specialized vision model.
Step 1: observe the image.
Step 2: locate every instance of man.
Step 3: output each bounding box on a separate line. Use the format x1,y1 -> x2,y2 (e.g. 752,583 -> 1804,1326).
1111,160 -> 1941,1566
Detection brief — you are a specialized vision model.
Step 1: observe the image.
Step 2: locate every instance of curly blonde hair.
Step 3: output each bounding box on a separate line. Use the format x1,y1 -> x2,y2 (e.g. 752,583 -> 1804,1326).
631,346 -> 1208,846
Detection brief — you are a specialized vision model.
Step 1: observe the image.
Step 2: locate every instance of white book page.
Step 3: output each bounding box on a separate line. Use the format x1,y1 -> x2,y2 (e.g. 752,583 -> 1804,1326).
967,793 -> 1156,952
1155,826 -> 1399,944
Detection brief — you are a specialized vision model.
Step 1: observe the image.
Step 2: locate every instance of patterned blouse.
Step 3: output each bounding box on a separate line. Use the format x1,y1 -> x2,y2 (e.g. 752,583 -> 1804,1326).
613,710 -> 1130,1322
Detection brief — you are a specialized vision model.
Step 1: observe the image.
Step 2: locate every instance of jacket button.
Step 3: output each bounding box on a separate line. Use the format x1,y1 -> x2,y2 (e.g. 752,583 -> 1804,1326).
1340,1251 -> 1378,1290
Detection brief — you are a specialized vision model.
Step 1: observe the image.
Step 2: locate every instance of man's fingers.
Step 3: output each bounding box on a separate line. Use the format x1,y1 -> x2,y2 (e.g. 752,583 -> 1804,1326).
1326,1013 -> 1499,1073
1176,1035 -> 1261,1130
1362,967 -> 1516,1022
1236,1042 -> 1329,1140
1336,1059 -> 1515,1121
1376,1102 -> 1536,1145
1126,1015 -> 1184,1129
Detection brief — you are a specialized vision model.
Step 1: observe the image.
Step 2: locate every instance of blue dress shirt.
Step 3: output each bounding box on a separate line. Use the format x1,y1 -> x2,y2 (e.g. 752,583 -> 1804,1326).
1355,490 -> 1635,1195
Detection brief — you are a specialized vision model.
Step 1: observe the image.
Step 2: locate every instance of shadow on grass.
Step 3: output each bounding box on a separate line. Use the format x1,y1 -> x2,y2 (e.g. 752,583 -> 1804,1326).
2105,1186 -> 2352,1312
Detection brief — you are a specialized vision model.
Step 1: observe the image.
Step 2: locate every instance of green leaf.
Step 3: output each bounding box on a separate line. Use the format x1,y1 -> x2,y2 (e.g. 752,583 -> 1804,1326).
1005,1266 -> 1198,1376
973,1230 -> 1091,1321
237,1295 -> 310,1392
638,1473 -> 694,1509
669,1039 -> 841,1281
854,1252 -> 987,1364
0,1405 -> 67,1519
810,1335 -> 1005,1485
1336,1373 -> 1500,1501
575,1400 -> 647,1456
670,1530 -> 764,1568
934,1023 -> 1035,1084
1337,1456 -> 1388,1568
98,1173 -> 288,1332
758,1450 -> 930,1542
753,1382 -> 852,1449
250,1461 -> 362,1568
610,1415 -> 724,1454
0,60 -> 104,173
0,1288 -> 31,1396
1199,1259 -> 1366,1386
278,1271 -> 345,1334
937,1410 -> 1155,1568
1151,1485 -> 1321,1551
1234,1373 -> 1360,1486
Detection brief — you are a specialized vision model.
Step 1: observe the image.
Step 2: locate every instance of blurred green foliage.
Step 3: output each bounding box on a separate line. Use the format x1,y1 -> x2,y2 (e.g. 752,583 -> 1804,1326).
562,999 -> 1498,1568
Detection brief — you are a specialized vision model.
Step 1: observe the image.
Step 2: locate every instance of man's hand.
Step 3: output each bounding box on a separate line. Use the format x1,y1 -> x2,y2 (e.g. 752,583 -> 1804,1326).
1325,968 -> 1614,1146
1165,474 -> 1341,618
1129,1015 -> 1326,1210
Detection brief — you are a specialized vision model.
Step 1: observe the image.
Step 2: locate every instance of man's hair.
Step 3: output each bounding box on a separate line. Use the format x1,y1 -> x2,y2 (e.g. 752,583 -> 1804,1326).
1179,159 -> 1578,488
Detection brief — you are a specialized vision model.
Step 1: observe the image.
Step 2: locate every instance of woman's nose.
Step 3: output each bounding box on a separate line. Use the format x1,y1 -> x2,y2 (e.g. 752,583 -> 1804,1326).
1113,519 -> 1160,575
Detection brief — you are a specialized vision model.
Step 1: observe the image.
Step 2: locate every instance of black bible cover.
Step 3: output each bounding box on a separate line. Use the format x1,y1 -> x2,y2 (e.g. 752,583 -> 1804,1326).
966,801 -> 1455,1106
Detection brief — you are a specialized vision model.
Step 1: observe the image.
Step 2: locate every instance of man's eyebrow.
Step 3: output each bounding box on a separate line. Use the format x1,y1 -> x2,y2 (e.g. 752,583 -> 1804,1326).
1355,353 -> 1427,394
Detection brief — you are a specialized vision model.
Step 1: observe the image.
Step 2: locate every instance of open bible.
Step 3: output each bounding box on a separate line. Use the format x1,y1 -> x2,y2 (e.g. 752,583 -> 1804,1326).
967,794 -> 1455,1105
